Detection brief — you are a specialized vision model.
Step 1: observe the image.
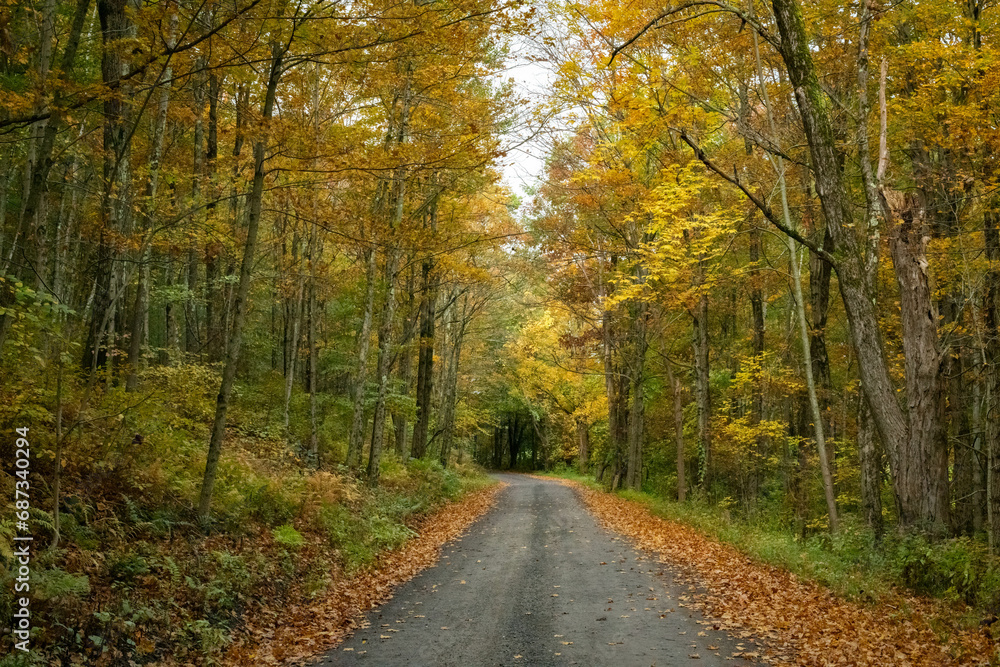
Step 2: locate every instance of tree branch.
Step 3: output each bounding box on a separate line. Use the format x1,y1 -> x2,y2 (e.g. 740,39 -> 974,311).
610,1 -> 779,65
678,129 -> 838,266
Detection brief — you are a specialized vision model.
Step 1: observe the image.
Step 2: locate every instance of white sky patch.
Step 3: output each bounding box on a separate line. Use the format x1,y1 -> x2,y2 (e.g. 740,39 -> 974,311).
499,51 -> 553,197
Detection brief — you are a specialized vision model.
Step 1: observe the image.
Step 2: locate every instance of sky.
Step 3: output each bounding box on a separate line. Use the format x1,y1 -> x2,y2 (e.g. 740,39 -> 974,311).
499,54 -> 553,197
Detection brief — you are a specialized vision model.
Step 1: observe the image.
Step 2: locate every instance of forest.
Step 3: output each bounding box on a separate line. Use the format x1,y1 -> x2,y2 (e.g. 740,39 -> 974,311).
2,0 -> 1000,662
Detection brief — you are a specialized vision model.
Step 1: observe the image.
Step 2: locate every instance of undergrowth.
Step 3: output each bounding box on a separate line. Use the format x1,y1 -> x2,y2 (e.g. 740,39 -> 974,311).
0,363 -> 491,666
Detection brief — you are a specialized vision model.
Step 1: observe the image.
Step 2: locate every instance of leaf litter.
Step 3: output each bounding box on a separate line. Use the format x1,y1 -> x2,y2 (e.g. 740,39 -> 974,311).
565,480 -> 994,666
223,482 -> 504,665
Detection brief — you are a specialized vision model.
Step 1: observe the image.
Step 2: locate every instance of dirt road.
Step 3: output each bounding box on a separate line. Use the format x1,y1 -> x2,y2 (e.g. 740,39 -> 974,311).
316,474 -> 756,666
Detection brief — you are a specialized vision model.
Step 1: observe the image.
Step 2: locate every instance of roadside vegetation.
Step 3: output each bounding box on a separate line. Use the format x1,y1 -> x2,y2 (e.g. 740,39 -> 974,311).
0,362 -> 492,666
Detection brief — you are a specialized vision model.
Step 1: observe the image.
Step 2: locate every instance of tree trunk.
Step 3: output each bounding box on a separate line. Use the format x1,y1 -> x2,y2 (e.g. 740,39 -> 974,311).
808,228 -> 835,438
666,360 -> 685,501
972,377 -> 985,534
858,395 -> 884,535
625,298 -> 647,490
392,267 -> 417,457
790,238 -> 839,531
366,249 -> 401,485
439,290 -> 466,468
411,254 -> 438,459
126,13 -> 175,391
307,229 -> 320,467
983,210 -> 1000,551
51,347 -> 64,549
950,346 -> 975,535
0,0 -> 89,304
197,41 -> 284,521
83,0 -> 135,375
346,247 -> 377,471
692,291 -> 710,488
770,0 -> 947,530
887,192 -> 948,533
205,72 -> 224,362
283,271 -> 306,435
602,296 -> 629,488
577,419 -> 590,474
186,63 -> 207,356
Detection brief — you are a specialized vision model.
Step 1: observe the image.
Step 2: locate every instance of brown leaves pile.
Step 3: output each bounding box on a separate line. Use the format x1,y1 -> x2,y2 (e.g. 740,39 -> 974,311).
568,481 -> 994,666
223,482 -> 504,665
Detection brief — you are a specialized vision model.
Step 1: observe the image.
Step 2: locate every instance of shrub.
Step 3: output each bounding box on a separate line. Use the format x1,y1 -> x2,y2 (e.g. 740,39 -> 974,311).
107,553 -> 151,587
897,535 -> 1000,609
240,479 -> 298,526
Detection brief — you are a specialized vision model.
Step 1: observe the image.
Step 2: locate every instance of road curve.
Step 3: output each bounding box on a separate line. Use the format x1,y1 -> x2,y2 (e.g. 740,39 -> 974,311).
316,474 -> 756,667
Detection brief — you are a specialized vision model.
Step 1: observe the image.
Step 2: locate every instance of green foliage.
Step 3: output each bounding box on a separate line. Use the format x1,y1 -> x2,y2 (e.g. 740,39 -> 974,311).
0,652 -> 47,667
140,364 -> 221,432
107,552 -> 151,587
272,524 -> 305,549
205,551 -> 258,613
242,481 -> 298,526
34,568 -> 91,600
315,502 -> 404,570
0,351 -> 493,663
897,535 -> 1000,610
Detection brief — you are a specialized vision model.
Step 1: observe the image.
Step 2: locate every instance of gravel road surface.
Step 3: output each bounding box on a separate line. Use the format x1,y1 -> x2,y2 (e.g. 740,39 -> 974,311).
316,474 -> 757,666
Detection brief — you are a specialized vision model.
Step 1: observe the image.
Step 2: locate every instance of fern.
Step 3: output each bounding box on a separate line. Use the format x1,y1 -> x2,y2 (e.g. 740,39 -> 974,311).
28,507 -> 54,533
162,556 -> 182,589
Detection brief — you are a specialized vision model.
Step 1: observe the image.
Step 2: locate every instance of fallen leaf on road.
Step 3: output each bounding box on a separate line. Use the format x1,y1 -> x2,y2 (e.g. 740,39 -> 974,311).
565,479 -> 995,666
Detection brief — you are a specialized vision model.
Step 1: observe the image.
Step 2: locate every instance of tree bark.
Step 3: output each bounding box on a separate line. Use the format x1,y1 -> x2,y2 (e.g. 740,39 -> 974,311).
412,250 -> 438,459
887,192 -> 948,533
666,360 -> 685,501
0,0 -> 89,295
283,269 -> 306,435
197,41 -> 284,521
858,395 -> 884,534
392,267 -> 417,457
346,246 -> 377,471
577,418 -> 590,475
983,210 -> 1000,551
126,12 -> 175,391
83,0 -> 135,375
439,290 -> 466,468
367,249 -> 401,484
692,291 -> 710,488
625,298 -> 647,490
307,227 -> 320,466
205,72 -> 224,362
